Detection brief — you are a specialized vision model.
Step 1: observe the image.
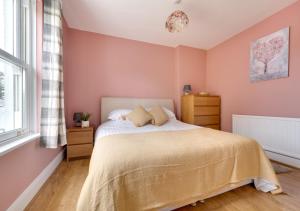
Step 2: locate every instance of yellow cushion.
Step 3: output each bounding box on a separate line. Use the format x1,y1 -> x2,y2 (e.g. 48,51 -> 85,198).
126,106 -> 153,127
149,106 -> 169,126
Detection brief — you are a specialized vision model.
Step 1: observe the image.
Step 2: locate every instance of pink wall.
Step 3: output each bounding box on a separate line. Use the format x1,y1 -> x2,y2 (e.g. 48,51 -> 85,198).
0,1 -> 61,210
64,28 -> 207,126
175,46 -> 206,116
206,1 -> 300,132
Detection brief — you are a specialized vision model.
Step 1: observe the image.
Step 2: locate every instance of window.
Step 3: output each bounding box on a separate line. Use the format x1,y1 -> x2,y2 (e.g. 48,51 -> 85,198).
0,0 -> 36,145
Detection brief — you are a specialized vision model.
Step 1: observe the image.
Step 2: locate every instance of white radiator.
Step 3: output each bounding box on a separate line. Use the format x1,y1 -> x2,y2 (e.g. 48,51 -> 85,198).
232,115 -> 300,168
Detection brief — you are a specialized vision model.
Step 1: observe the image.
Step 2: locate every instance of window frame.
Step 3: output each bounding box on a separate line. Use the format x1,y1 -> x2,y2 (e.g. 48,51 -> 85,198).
0,0 -> 37,147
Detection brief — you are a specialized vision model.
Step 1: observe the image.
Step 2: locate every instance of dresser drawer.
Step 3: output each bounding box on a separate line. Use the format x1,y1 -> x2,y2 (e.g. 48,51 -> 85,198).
194,115 -> 220,125
194,97 -> 220,106
67,131 -> 93,145
205,124 -> 220,130
67,144 -> 93,158
194,106 -> 220,116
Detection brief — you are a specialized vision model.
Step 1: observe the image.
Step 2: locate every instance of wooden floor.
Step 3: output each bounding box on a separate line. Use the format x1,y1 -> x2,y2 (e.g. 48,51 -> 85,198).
26,159 -> 300,211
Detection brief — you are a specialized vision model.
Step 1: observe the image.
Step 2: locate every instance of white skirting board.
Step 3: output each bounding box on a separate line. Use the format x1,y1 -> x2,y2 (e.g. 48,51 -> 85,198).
7,150 -> 64,211
266,151 -> 300,168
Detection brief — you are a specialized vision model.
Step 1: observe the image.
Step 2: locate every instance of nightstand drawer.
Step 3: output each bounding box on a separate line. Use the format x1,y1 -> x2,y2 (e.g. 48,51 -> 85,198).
194,106 -> 220,115
194,115 -> 220,125
194,97 -> 220,106
67,131 -> 93,145
205,124 -> 220,130
67,144 -> 93,158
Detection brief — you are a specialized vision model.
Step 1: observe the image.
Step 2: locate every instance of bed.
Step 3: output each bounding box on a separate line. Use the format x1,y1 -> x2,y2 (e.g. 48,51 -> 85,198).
77,97 -> 282,211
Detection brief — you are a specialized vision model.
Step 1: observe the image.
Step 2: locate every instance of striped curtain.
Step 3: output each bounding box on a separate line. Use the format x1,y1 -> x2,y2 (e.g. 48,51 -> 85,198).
40,0 -> 67,148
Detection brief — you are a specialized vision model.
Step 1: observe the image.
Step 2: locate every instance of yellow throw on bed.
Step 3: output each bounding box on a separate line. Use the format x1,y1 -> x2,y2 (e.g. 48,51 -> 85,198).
77,128 -> 281,211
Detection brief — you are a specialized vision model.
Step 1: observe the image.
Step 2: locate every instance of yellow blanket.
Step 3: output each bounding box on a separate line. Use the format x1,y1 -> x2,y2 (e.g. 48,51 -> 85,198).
77,128 -> 281,211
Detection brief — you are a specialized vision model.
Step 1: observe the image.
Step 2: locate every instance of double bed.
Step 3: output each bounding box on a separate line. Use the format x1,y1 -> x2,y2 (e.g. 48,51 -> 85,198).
77,97 -> 282,211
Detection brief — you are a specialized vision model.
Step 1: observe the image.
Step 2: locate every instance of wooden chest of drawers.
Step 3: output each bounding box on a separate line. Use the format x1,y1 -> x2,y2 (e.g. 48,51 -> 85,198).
67,127 -> 94,161
181,95 -> 221,130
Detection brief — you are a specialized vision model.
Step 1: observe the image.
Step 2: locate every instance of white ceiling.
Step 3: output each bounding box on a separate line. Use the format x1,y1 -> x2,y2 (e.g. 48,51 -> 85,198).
62,0 -> 297,50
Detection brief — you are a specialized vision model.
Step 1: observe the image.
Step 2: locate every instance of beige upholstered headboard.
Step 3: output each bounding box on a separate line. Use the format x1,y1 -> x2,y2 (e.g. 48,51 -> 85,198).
101,97 -> 174,123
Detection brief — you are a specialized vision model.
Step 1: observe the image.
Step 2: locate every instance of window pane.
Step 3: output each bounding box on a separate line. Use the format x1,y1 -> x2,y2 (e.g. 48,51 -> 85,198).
0,0 -> 16,56
0,58 -> 23,135
22,2 -> 30,64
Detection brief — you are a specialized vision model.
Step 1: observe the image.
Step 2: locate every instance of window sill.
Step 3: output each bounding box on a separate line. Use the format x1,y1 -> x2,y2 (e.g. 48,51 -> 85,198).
0,133 -> 40,157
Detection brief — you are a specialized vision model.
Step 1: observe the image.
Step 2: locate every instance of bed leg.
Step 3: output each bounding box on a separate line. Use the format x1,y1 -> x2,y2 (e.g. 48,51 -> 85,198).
190,199 -> 205,207
191,202 -> 197,207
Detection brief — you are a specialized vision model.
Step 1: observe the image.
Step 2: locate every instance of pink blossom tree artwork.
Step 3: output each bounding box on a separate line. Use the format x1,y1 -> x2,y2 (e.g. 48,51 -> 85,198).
250,27 -> 289,82
253,36 -> 284,73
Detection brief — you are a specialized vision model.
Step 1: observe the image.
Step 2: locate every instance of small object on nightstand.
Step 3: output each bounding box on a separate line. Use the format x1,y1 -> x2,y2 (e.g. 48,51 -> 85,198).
73,112 -> 83,127
67,126 -> 94,162
81,112 -> 91,128
183,84 -> 192,95
199,91 -> 209,96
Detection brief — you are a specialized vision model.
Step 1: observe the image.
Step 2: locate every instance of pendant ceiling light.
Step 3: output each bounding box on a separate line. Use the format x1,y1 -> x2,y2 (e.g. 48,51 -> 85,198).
165,0 -> 189,33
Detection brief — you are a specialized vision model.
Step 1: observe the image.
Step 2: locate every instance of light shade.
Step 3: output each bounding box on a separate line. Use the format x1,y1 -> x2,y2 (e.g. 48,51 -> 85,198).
165,10 -> 189,33
183,84 -> 192,93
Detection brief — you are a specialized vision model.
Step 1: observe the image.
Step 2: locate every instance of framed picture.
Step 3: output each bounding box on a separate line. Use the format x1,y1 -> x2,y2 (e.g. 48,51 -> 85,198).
250,27 -> 289,82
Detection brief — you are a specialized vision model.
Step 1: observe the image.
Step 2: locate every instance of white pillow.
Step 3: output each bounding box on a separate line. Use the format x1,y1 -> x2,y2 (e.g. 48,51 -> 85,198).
107,109 -> 132,121
162,107 -> 176,119
146,107 -> 176,119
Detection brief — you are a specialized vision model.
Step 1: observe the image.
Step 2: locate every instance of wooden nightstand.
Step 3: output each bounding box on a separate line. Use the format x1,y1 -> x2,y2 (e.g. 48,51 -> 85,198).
67,127 -> 94,162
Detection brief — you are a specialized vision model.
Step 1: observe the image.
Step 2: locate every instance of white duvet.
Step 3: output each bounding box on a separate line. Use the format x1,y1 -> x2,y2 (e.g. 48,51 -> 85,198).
95,118 -> 199,141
